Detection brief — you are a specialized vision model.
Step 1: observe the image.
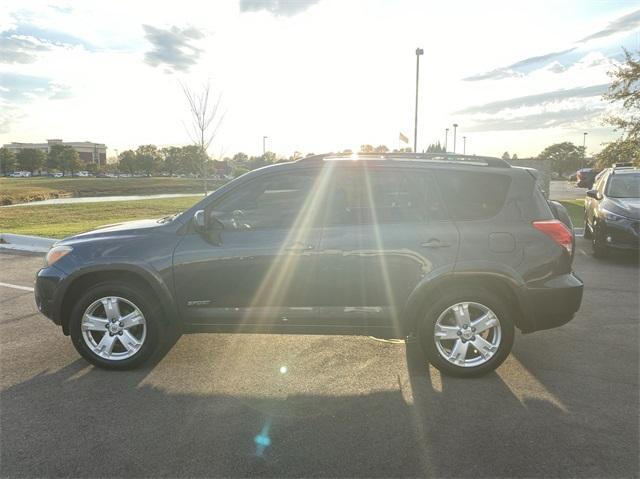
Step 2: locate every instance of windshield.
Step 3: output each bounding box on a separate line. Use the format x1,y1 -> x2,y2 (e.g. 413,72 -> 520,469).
606,173 -> 640,198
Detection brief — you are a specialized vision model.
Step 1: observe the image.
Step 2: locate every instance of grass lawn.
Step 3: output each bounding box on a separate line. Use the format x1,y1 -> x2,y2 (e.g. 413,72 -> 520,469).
0,177 -> 224,205
558,199 -> 584,227
0,196 -> 201,238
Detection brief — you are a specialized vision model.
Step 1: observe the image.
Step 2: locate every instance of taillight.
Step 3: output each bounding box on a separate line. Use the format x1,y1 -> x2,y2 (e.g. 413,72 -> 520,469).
532,220 -> 573,254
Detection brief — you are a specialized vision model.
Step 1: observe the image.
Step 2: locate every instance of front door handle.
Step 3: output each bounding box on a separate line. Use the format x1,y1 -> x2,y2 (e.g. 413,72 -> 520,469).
421,239 -> 451,249
285,244 -> 315,252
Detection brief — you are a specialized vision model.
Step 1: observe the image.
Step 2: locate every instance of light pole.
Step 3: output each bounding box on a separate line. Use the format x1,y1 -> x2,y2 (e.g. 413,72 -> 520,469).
463,136 -> 466,155
582,132 -> 588,168
263,136 -> 268,157
413,47 -> 424,153
452,123 -> 458,154
444,128 -> 449,152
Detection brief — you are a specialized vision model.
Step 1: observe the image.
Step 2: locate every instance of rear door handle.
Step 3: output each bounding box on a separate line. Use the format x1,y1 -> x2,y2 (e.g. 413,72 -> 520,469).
421,239 -> 451,249
285,244 -> 315,252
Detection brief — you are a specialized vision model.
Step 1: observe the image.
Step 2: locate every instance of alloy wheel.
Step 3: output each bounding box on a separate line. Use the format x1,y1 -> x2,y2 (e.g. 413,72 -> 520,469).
433,301 -> 502,368
81,296 -> 147,361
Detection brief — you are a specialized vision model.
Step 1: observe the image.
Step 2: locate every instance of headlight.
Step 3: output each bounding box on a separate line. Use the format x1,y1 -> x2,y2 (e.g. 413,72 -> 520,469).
45,245 -> 73,267
600,208 -> 626,222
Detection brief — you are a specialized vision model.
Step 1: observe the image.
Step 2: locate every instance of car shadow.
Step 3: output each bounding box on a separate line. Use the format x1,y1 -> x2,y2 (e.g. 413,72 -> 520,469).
4,334 -> 631,478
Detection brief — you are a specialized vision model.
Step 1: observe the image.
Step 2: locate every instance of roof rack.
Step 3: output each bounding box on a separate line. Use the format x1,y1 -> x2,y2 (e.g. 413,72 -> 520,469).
297,152 -> 511,168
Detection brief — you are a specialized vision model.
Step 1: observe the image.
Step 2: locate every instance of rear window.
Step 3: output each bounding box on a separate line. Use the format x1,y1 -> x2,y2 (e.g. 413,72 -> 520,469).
436,170 -> 511,221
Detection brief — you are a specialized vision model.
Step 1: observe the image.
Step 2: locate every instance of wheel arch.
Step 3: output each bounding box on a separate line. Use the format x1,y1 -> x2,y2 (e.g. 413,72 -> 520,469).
57,264 -> 177,335
401,272 -> 533,336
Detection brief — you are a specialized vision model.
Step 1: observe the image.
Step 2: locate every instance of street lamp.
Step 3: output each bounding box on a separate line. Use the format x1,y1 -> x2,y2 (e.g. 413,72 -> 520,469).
463,136 -> 467,155
582,132 -> 588,168
445,128 -> 449,152
413,47 -> 424,153
452,123 -> 458,154
263,136 -> 268,157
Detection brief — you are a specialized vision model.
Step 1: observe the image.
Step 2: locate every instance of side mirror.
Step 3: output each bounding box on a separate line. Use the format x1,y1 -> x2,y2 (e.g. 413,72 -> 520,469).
586,189 -> 600,200
193,210 -> 207,232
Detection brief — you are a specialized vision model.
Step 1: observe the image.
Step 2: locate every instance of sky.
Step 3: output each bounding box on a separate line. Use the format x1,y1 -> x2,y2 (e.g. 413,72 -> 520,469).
1,0 -> 639,159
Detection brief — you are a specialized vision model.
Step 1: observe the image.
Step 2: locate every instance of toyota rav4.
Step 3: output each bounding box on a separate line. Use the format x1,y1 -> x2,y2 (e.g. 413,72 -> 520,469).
35,153 -> 583,377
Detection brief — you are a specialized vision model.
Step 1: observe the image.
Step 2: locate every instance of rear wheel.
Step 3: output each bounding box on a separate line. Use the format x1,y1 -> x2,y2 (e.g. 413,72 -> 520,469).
69,282 -> 162,370
418,288 -> 515,377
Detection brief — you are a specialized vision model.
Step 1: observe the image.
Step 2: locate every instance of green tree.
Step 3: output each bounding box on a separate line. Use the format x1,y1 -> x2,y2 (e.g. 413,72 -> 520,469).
0,147 -> 16,175
511,153 -> 519,160
595,138 -> 640,168
180,145 -> 206,175
232,152 -> 248,165
501,151 -> 510,160
60,147 -> 80,176
605,48 -> 639,141
233,166 -> 249,178
426,141 -> 445,153
537,142 -> 583,176
360,144 -> 374,153
374,145 -> 389,153
118,150 -> 137,175
135,144 -> 161,175
47,144 -> 66,172
161,146 -> 182,176
16,148 -> 45,174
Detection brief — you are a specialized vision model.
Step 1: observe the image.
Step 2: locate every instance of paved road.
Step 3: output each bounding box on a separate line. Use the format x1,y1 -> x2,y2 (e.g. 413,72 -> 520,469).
1,242 -> 638,478
549,180 -> 585,201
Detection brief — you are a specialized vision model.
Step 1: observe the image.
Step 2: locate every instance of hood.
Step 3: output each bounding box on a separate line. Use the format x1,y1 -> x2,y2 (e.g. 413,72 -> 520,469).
603,197 -> 640,220
64,218 -> 164,241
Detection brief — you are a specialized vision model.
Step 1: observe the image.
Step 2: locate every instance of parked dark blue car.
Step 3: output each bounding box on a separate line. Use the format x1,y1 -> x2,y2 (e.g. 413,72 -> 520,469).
35,153 -> 583,377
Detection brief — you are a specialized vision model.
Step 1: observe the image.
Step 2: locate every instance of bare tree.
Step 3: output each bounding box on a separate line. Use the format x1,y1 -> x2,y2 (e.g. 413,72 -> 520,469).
181,80 -> 224,194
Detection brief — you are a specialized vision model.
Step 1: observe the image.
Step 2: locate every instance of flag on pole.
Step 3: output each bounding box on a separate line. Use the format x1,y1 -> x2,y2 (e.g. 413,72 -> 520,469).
399,132 -> 409,144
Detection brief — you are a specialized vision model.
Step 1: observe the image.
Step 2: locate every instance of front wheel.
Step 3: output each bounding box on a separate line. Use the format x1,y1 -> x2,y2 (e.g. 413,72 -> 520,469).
591,223 -> 609,258
69,282 -> 162,370
418,288 -> 515,377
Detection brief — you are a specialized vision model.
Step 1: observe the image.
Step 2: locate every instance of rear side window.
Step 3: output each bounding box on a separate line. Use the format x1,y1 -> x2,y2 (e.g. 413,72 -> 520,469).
437,170 -> 511,221
323,169 -> 446,225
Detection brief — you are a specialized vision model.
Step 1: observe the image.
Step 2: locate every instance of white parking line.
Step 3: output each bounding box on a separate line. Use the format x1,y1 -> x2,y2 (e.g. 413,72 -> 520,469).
0,282 -> 34,292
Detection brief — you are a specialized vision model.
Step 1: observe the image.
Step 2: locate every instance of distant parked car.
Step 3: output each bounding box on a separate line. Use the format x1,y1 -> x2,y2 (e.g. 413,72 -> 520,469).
75,171 -> 91,177
53,172 -> 63,178
576,168 -> 601,188
9,171 -> 31,178
584,164 -> 639,257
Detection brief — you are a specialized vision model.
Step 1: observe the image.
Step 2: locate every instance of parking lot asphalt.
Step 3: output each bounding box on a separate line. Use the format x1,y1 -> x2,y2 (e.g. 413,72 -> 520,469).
1,240 -> 638,478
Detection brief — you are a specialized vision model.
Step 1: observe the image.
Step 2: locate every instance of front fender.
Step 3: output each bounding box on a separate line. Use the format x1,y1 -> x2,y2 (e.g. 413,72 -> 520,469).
54,261 -> 178,334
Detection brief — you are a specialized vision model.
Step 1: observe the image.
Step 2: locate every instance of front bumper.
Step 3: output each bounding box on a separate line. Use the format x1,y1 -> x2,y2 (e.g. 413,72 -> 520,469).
601,218 -> 640,250
520,272 -> 584,333
34,266 -> 67,326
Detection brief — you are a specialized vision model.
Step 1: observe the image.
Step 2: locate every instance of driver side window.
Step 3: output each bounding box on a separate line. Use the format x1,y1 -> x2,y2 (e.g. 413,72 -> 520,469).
209,171 -> 319,230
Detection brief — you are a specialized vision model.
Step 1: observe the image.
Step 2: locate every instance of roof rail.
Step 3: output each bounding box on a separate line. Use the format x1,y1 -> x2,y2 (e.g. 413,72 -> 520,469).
296,152 -> 511,168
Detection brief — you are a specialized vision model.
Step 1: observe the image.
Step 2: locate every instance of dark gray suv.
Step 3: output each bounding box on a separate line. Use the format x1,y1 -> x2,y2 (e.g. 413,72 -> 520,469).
35,153 -> 583,377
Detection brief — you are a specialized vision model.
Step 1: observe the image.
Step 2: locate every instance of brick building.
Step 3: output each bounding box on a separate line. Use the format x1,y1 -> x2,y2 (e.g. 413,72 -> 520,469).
3,139 -> 107,165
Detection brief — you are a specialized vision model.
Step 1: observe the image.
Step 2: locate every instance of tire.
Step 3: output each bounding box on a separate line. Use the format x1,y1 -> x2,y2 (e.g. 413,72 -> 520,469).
583,213 -> 592,239
69,282 -> 163,370
418,288 -> 515,378
591,223 -> 609,258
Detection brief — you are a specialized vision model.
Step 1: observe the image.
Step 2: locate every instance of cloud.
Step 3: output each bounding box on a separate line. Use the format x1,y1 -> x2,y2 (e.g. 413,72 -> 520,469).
463,107 -> 605,132
579,8 -> 640,42
142,24 -> 204,73
239,0 -> 320,16
463,48 -> 576,81
0,23 -> 94,64
465,106 -> 604,132
0,33 -> 52,64
457,84 -> 609,115
0,73 -> 72,103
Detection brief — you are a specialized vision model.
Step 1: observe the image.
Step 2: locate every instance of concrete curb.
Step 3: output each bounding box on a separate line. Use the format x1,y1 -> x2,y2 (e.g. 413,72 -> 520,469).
0,233 -> 56,253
